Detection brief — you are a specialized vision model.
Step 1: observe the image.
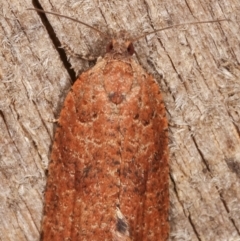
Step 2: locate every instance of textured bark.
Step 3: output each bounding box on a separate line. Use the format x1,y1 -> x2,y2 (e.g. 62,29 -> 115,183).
0,0 -> 240,241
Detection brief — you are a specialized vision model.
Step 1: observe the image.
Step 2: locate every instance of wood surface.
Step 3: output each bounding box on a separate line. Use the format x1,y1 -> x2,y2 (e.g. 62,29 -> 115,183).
0,0 -> 240,240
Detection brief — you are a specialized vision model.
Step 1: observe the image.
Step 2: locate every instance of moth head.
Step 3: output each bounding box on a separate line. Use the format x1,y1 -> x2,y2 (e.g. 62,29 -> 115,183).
106,30 -> 135,57
106,40 -> 134,56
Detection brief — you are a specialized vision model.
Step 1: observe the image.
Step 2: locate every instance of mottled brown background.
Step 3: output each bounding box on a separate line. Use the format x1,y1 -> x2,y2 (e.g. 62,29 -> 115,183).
0,0 -> 240,240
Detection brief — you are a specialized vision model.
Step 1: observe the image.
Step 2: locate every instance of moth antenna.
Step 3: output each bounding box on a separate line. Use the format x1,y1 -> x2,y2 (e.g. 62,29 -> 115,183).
27,8 -> 108,38
132,18 -> 229,42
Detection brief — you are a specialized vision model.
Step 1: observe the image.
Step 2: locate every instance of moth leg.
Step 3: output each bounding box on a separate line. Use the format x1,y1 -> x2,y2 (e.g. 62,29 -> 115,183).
60,42 -> 98,61
44,117 -> 59,123
168,120 -> 189,128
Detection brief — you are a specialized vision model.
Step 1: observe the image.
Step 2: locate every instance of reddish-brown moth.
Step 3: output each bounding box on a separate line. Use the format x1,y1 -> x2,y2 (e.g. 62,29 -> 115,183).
29,8 -> 228,241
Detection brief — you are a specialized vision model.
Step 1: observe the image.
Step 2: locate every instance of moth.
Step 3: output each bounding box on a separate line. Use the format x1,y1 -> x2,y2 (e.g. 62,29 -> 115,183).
29,8 -> 227,241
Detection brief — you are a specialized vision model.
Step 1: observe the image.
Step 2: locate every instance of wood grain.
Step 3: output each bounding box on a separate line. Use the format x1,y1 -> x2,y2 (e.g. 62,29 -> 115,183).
0,0 -> 240,240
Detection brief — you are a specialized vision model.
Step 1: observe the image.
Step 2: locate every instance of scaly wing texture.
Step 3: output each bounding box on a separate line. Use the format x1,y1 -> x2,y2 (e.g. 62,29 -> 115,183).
41,58 -> 169,241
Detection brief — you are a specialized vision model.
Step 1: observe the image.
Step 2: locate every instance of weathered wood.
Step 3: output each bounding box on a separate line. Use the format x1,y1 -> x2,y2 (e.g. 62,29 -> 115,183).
0,0 -> 240,240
